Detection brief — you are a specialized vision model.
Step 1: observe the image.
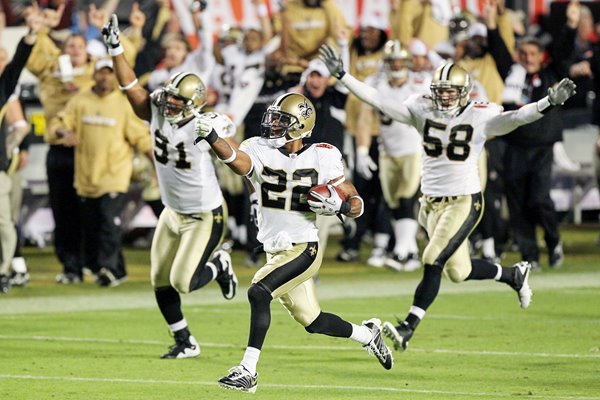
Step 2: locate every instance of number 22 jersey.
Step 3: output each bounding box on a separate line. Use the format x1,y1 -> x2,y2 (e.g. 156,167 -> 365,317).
240,137 -> 344,245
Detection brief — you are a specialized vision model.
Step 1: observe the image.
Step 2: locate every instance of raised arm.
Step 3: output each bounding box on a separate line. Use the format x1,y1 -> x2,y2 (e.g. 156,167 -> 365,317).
102,14 -> 152,121
318,44 -> 413,125
194,115 -> 253,176
484,78 -> 577,137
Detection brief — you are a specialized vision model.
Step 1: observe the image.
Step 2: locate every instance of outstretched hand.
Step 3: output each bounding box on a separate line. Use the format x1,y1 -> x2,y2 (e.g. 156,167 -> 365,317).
102,14 -> 121,49
548,78 -> 577,106
318,44 -> 345,79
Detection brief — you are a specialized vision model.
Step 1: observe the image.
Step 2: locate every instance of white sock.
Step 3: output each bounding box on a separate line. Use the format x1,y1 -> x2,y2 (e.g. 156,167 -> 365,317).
482,238 -> 496,258
373,233 -> 390,250
11,257 -> 27,273
205,262 -> 218,280
409,305 -> 426,320
169,318 -> 187,333
494,264 -> 502,281
349,323 -> 373,345
240,347 -> 261,375
393,219 -> 419,256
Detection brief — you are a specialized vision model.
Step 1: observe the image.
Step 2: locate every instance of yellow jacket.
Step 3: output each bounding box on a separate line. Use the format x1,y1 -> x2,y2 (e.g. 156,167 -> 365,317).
26,32 -> 138,143
48,88 -> 151,198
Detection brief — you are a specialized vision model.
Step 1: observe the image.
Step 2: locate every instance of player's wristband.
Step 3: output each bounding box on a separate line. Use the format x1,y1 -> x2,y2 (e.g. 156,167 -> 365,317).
119,78 -> 138,91
108,44 -> 124,56
536,97 -> 553,114
193,129 -> 219,145
220,149 -> 237,164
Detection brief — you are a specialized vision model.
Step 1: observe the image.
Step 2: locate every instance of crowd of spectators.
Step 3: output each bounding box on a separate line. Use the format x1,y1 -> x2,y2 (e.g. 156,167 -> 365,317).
1,0 -> 599,293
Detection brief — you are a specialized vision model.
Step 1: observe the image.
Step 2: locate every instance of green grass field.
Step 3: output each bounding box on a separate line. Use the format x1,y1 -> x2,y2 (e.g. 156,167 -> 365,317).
1,226 -> 600,399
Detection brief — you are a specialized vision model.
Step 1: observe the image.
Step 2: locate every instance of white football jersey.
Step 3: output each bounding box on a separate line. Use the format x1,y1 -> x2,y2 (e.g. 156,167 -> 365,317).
240,137 -> 345,245
404,95 -> 503,196
366,71 -> 431,157
340,72 -> 546,197
150,104 -> 235,214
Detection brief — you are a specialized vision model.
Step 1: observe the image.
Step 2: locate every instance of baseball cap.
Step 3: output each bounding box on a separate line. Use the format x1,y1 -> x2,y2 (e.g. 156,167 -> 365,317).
305,59 -> 331,78
95,58 -> 114,71
409,39 -> 428,56
360,14 -> 388,31
467,23 -> 487,39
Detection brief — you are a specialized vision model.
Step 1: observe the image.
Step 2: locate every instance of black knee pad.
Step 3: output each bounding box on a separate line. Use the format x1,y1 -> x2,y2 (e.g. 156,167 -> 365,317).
247,283 -> 272,306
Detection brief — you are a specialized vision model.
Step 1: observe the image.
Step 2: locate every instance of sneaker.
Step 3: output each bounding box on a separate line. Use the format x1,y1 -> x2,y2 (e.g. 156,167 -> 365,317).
549,243 -> 564,269
384,254 -> 404,271
56,273 -> 82,284
362,318 -> 393,370
96,268 -> 127,288
0,274 -> 11,294
403,253 -> 421,272
218,365 -> 258,393
509,262 -> 533,309
366,248 -> 386,268
382,320 -> 413,352
161,334 -> 200,359
214,250 -> 238,300
336,248 -> 359,262
9,271 -> 29,287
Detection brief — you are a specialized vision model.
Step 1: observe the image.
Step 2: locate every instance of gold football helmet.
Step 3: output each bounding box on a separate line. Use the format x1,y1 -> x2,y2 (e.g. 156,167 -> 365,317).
156,72 -> 207,123
383,40 -> 411,81
261,93 -> 316,148
430,62 -> 472,112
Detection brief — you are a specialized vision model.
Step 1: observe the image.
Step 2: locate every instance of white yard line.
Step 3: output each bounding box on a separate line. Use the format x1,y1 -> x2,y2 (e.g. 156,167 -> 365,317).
0,373 -> 598,399
1,334 -> 598,359
2,271 -> 600,315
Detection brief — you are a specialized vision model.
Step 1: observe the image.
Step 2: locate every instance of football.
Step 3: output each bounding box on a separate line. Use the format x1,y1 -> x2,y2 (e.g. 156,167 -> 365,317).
307,184 -> 345,202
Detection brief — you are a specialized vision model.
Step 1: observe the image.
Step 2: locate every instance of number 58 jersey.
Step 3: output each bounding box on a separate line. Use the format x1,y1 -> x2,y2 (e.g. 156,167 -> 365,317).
405,95 -> 503,197
240,137 -> 345,245
150,105 -> 236,214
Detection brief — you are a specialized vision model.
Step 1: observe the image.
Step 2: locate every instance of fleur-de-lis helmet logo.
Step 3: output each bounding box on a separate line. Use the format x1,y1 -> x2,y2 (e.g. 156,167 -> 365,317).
298,100 -> 313,120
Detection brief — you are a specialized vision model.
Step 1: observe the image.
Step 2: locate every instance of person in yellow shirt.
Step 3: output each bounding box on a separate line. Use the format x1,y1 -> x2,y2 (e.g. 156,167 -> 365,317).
26,4 -> 142,284
48,59 -> 151,287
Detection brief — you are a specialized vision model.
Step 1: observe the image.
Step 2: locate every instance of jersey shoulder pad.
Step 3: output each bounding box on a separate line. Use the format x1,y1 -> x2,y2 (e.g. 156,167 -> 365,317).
239,136 -> 261,152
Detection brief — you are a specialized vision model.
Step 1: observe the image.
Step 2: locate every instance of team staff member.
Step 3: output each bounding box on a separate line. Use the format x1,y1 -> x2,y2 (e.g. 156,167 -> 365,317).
0,8 -> 42,294
48,59 -> 151,287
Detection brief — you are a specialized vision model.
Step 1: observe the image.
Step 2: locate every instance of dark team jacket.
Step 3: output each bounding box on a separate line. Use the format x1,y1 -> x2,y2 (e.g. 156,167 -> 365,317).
487,28 -> 563,147
0,38 -> 34,172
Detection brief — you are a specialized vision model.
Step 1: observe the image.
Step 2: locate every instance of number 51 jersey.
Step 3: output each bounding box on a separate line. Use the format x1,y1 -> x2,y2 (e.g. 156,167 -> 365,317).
150,105 -> 236,214
405,94 -> 503,197
240,137 -> 344,245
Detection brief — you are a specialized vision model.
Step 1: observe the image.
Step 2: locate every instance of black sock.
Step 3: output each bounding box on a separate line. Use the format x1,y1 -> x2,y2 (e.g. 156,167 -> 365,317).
466,258 -> 499,280
412,263 -> 443,311
305,312 -> 353,337
189,265 -> 217,291
155,286 -> 184,325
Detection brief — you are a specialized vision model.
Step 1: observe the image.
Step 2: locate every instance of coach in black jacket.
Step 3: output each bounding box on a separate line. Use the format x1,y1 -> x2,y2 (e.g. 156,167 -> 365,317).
486,22 -> 565,271
0,12 -> 41,293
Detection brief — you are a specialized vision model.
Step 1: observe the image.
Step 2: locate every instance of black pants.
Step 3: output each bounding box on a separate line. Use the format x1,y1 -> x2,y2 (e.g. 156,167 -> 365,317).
78,193 -> 127,278
503,144 -> 560,262
46,146 -> 83,276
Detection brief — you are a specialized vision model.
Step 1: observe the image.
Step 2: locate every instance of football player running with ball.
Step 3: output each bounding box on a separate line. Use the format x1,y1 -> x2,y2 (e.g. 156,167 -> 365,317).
319,44 -> 576,352
195,92 -> 393,393
103,15 -> 238,359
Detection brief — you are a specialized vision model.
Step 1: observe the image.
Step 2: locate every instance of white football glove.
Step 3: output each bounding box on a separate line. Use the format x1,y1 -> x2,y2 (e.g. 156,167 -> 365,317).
355,146 -> 377,180
548,78 -> 577,106
193,112 -> 235,144
318,44 -> 345,79
102,14 -> 121,50
307,185 -> 344,216
193,114 -> 215,143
